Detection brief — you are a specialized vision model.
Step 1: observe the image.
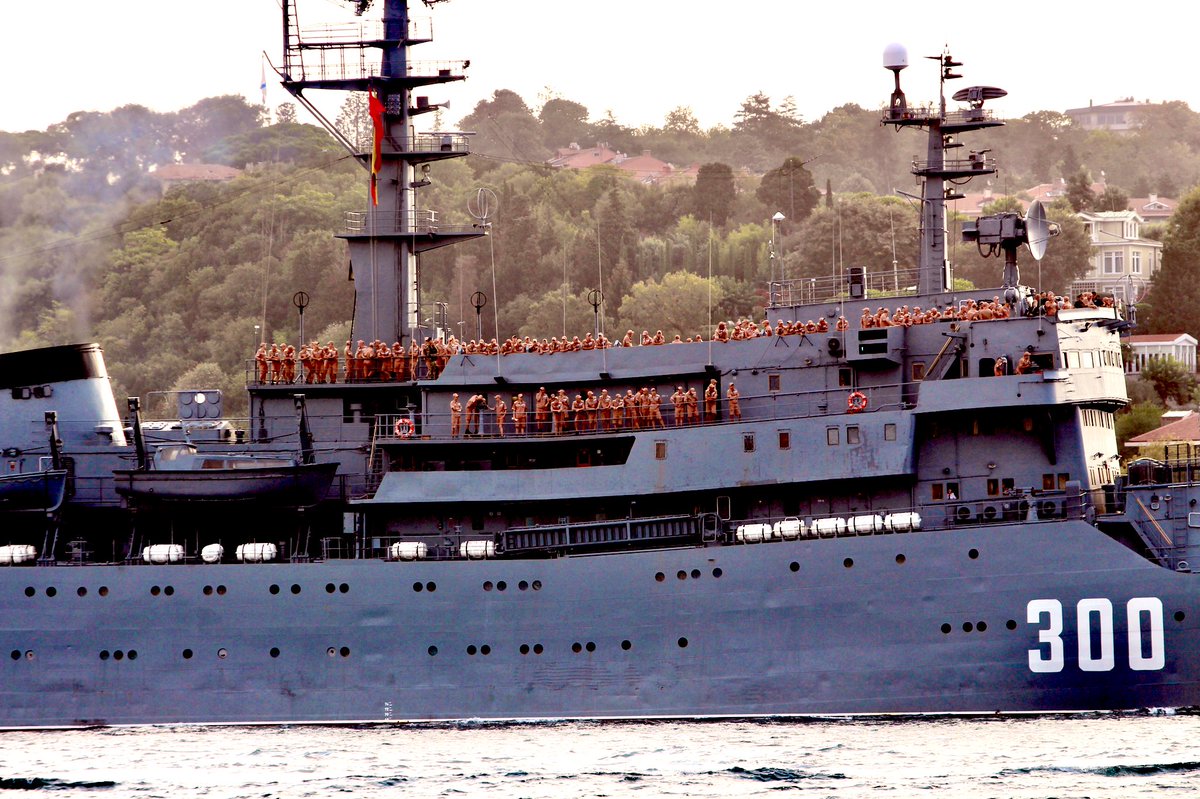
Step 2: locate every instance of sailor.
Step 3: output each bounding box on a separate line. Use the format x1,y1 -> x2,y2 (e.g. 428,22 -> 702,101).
836,316 -> 849,332
994,356 -> 1008,377
255,344 -> 269,384
671,386 -> 685,426
685,387 -> 699,424
494,394 -> 507,437
1015,351 -> 1035,375
449,393 -> 463,437
649,388 -> 666,429
282,345 -> 296,384
549,392 -> 566,435
534,387 -> 550,434
624,389 -> 639,429
612,393 -> 626,429
726,381 -> 741,421
511,393 -> 527,436
704,379 -> 719,422
584,390 -> 598,431
344,340 -> 355,381
570,394 -> 586,434
598,389 -> 612,430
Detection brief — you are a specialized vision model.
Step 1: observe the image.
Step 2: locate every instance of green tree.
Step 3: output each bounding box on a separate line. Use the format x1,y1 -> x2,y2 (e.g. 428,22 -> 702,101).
539,98 -> 591,148
1065,169 -> 1095,212
1116,402 -> 1164,452
616,271 -> 724,339
692,163 -> 736,227
756,157 -> 821,223
1140,356 -> 1197,404
1143,186 -> 1200,337
1095,185 -> 1130,212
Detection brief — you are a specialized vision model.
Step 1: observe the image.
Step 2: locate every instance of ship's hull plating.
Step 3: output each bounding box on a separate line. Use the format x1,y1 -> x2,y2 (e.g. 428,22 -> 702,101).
2,520 -> 1196,728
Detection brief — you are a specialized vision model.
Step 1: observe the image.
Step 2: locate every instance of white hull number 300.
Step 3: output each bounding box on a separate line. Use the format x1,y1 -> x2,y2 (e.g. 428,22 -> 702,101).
1027,597 -> 1165,673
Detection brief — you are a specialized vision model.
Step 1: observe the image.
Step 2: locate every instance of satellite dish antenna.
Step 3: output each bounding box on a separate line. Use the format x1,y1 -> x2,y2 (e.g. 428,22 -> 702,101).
1024,200 -> 1055,261
883,44 -> 909,116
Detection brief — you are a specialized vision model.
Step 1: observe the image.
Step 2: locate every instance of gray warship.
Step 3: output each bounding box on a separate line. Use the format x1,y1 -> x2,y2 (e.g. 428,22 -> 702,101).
1,0 -> 1198,729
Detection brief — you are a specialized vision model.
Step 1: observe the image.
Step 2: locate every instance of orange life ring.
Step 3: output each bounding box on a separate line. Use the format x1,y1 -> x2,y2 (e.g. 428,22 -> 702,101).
847,391 -> 868,414
394,417 -> 414,438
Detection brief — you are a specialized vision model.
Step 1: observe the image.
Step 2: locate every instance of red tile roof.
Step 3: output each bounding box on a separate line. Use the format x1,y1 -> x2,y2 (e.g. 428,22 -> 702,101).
1128,412 -> 1200,445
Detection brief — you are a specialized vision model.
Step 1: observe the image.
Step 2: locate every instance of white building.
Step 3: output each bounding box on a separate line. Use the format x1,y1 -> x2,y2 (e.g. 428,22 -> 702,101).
1125,333 -> 1198,374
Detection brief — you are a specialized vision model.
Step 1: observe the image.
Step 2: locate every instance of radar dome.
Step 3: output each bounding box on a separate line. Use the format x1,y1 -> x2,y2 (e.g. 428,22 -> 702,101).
883,43 -> 908,71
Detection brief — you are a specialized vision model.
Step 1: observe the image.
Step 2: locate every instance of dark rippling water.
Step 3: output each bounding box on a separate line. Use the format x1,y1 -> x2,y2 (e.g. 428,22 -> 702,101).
2,714 -> 1199,797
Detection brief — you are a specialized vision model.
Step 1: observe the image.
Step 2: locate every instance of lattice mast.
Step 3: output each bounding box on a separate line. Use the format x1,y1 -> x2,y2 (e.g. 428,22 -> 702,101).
280,0 -> 483,347
882,46 -> 1005,296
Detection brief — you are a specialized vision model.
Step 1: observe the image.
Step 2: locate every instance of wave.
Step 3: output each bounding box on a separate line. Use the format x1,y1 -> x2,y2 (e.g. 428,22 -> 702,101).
723,766 -> 847,782
998,761 -> 1200,778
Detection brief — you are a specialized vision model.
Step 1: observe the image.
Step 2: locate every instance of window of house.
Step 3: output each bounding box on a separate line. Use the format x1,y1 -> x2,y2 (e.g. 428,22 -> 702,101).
1132,251 -> 1142,274
884,423 -> 897,441
767,373 -> 781,392
743,434 -> 755,453
846,426 -> 860,445
827,427 -> 840,446
1103,251 -> 1124,274
778,430 -> 791,450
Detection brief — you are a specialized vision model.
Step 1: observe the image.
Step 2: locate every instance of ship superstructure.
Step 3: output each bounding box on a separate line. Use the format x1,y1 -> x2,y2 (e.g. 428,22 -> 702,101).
0,4 -> 1199,729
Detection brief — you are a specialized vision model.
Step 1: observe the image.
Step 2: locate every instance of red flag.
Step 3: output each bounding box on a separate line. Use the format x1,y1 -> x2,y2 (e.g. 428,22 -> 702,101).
368,87 -> 385,205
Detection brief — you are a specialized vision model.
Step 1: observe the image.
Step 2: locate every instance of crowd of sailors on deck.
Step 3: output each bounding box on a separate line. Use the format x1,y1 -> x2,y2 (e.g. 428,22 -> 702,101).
254,291 -> 1111,384
441,380 -> 742,438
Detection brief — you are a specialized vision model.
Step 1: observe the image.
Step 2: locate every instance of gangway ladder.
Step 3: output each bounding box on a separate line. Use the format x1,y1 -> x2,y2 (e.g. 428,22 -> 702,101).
925,330 -> 965,381
365,419 -> 387,496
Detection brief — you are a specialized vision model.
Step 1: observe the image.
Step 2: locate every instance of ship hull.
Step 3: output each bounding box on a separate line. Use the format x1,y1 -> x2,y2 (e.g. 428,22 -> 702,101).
2,519 -> 1196,729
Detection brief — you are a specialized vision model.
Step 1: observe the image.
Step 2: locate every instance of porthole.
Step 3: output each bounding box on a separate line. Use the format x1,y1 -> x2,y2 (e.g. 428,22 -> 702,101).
23,650 -> 33,661
531,580 -> 542,591
23,587 -> 34,598
655,572 -> 665,582
621,640 -> 632,650
127,650 -> 137,661
217,648 -> 228,659
10,650 -> 20,661
962,622 -> 974,633
677,637 -> 689,648
203,585 -> 213,596
413,582 -> 424,592
45,587 -> 56,597
115,650 -> 128,661
325,583 -> 336,594
519,580 -> 529,591
164,586 -> 174,596
895,554 -> 906,565
290,584 -> 301,595
497,581 -> 507,591
270,647 -> 280,658
327,647 -> 337,657
1006,619 -> 1017,630
77,586 -> 87,597
585,641 -> 595,652
968,548 -> 979,560
1176,611 -> 1186,622
843,558 -> 854,568
428,645 -> 438,656
216,585 -> 227,596
339,583 -> 349,594
676,570 -> 687,581
712,568 -> 723,578
520,644 -> 530,655
182,649 -> 194,659
480,645 -> 491,655
99,650 -> 110,661
467,645 -> 478,656
269,584 -> 280,595
690,569 -> 700,579
533,643 -> 544,654
99,586 -> 109,597
572,642 -> 582,653
150,586 -> 161,596
340,647 -> 350,658
789,562 -> 799,572
941,623 -> 952,634
483,581 -> 493,591
425,582 -> 436,592
977,621 -> 988,632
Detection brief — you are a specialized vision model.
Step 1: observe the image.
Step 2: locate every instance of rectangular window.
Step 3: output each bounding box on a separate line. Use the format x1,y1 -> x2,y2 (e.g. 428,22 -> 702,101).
1103,251 -> 1124,274
846,426 -> 861,445
838,368 -> 853,388
778,430 -> 791,450
911,361 -> 926,381
743,433 -> 755,453
987,478 -> 999,496
884,423 -> 897,441
1132,251 -> 1142,274
1066,351 -> 1080,368
655,441 -> 667,460
826,426 -> 840,446
1043,473 -> 1055,491
1002,477 -> 1015,494
1081,351 -> 1094,368
768,373 -> 781,392
932,483 -> 944,501
1058,473 -> 1070,490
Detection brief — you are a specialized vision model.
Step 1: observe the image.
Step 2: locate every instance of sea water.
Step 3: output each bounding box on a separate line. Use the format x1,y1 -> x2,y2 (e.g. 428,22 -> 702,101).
2,714 -> 1198,798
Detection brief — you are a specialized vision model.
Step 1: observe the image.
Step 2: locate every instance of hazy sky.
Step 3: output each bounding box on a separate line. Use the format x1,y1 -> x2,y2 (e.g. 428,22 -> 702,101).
1,1 -> 1193,135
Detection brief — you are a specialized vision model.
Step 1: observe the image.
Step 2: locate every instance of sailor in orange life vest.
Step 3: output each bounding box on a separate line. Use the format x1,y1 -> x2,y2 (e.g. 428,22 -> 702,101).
726,381 -> 741,421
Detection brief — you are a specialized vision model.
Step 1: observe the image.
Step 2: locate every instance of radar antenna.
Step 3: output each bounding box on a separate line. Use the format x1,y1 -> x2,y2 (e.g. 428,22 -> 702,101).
962,199 -> 1060,291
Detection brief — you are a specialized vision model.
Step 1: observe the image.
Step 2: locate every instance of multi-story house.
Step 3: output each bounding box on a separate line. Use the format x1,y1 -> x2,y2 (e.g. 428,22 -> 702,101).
1072,210 -> 1162,303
